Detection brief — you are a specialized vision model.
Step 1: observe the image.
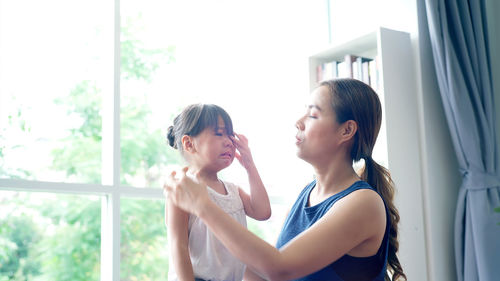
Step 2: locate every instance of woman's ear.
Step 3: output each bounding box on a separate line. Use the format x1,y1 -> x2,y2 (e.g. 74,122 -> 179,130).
340,120 -> 358,142
181,135 -> 195,153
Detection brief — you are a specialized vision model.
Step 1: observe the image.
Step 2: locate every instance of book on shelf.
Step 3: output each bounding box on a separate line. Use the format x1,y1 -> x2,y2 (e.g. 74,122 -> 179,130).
368,55 -> 381,91
344,54 -> 357,78
316,60 -> 339,82
362,60 -> 371,85
315,54 -> 380,89
316,64 -> 323,83
355,56 -> 370,84
337,61 -> 348,78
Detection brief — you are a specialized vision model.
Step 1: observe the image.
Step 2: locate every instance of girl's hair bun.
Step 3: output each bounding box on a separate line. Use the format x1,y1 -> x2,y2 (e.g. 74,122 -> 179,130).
166,125 -> 177,149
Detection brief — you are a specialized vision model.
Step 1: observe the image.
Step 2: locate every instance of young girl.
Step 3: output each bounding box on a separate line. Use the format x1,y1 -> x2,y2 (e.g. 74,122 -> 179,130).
164,79 -> 406,281
165,103 -> 271,281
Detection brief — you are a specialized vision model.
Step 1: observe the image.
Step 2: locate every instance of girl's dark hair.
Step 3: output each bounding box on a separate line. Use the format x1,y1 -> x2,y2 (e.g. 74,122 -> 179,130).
319,78 -> 406,281
166,104 -> 234,153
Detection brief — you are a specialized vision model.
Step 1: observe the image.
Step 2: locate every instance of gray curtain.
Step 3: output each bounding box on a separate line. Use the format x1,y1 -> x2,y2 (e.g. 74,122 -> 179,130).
424,0 -> 500,280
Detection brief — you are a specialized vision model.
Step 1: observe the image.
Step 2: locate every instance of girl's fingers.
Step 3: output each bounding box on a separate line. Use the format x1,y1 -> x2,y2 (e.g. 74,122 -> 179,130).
235,151 -> 242,161
238,133 -> 248,143
230,135 -> 240,146
234,133 -> 247,143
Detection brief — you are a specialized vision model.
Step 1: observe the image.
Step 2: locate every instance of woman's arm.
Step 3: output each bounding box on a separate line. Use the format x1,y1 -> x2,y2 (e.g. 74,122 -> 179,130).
231,133 -> 271,220
243,268 -> 266,281
164,169 -> 386,281
166,200 -> 195,281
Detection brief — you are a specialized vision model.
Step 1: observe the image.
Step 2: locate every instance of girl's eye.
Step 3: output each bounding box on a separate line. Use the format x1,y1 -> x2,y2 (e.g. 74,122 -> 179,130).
215,132 -> 224,136
308,115 -> 318,119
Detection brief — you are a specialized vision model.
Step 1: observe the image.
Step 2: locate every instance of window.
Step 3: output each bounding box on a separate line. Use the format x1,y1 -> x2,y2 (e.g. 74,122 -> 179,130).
0,1 -> 327,280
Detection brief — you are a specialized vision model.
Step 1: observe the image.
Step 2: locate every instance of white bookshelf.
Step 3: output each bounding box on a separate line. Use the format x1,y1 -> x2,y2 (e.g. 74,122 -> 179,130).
307,27 -> 428,279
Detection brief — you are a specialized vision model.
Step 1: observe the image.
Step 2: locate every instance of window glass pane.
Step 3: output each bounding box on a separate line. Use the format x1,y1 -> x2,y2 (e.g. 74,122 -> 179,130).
119,0 -> 181,188
0,0 -> 112,183
0,190 -> 101,280
120,197 -> 168,280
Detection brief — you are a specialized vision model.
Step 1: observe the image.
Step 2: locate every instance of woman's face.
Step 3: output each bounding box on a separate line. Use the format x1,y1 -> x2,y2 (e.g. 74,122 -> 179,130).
295,86 -> 341,163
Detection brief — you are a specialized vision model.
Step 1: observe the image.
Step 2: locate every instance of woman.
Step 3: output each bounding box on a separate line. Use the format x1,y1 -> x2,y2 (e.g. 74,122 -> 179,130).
164,78 -> 406,281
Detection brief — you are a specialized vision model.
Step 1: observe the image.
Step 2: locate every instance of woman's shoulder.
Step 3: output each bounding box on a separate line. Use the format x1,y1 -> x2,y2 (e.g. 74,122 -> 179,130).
337,185 -> 386,222
343,181 -> 382,201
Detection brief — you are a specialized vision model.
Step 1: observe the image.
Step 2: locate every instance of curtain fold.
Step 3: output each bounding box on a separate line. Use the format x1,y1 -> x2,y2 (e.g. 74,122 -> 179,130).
424,0 -> 500,280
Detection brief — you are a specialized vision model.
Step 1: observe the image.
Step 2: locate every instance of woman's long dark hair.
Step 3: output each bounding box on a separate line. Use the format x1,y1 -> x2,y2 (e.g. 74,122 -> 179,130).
320,79 -> 406,281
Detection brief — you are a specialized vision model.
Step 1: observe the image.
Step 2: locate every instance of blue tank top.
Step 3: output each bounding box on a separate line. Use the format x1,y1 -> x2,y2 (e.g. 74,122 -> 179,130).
275,180 -> 389,281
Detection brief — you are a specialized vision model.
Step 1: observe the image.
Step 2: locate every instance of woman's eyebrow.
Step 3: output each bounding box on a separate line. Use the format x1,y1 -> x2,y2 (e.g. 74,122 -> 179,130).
308,104 -> 322,111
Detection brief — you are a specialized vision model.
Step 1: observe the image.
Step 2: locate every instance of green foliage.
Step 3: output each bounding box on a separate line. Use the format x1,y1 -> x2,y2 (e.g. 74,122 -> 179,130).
120,94 -> 182,187
51,80 -> 102,183
120,199 -> 168,280
34,196 -> 101,281
121,13 -> 175,83
0,100 -> 33,179
0,215 -> 41,280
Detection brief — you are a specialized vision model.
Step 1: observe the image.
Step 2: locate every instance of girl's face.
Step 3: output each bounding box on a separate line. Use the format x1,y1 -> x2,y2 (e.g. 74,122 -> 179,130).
295,86 -> 342,163
191,116 -> 235,172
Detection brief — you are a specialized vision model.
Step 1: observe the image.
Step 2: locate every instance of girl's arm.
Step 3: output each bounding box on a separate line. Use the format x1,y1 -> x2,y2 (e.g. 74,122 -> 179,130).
166,200 -> 195,281
231,133 -> 271,220
164,169 -> 386,281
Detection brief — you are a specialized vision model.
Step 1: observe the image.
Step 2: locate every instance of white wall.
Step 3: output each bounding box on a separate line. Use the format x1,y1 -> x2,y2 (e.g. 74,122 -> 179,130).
414,2 -> 462,280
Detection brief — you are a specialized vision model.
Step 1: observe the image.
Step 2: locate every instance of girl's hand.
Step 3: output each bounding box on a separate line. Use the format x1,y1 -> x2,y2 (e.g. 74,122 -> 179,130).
163,167 -> 210,216
231,133 -> 255,170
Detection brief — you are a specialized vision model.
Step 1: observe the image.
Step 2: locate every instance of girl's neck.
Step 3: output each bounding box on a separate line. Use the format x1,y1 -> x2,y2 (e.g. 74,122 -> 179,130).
188,166 -> 227,195
188,166 -> 218,182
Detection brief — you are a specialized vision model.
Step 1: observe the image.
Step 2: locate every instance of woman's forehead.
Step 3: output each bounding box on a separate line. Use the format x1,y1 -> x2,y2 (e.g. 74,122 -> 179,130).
309,87 -> 331,110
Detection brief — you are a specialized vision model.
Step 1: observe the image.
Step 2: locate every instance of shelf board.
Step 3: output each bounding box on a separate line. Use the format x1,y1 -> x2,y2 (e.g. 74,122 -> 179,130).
309,30 -> 378,61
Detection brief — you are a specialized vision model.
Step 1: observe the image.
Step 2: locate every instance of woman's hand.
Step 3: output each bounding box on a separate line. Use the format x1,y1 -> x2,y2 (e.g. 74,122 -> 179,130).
163,167 -> 211,216
231,133 -> 255,170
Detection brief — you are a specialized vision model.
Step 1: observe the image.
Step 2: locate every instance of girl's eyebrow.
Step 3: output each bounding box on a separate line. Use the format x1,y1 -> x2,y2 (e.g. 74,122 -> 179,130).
214,126 -> 226,133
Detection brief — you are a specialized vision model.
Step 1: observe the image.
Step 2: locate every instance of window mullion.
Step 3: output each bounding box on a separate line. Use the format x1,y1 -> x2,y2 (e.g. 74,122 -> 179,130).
101,0 -> 121,279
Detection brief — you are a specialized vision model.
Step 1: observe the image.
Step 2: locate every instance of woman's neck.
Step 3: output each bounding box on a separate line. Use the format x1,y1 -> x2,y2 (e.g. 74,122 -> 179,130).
312,157 -> 360,197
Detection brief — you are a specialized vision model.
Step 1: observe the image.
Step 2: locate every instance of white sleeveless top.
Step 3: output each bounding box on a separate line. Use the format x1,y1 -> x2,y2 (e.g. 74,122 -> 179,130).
168,181 -> 247,281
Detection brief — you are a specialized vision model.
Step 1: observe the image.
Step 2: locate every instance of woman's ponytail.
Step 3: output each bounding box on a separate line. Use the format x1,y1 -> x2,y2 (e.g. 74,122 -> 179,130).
362,156 -> 406,281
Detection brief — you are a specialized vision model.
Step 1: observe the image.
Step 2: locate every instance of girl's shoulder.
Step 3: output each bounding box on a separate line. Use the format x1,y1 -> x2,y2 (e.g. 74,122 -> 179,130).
220,180 -> 240,194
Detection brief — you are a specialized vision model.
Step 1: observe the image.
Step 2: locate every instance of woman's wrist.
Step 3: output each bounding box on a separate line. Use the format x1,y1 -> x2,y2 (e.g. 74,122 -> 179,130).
195,196 -> 215,218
